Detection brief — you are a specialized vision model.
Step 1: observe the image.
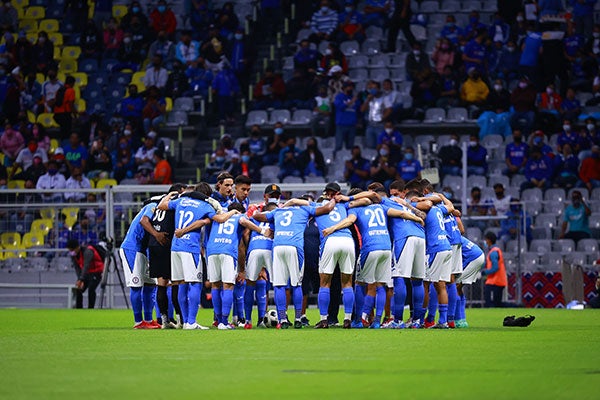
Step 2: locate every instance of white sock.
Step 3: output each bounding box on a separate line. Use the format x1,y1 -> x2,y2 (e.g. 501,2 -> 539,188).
344,313 -> 352,320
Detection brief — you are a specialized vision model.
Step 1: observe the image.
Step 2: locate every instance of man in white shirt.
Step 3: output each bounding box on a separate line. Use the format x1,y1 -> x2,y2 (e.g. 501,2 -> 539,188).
12,140 -> 48,177
36,159 -> 67,202
360,80 -> 392,149
65,167 -> 92,202
134,133 -> 158,173
143,55 -> 169,91
41,69 -> 63,113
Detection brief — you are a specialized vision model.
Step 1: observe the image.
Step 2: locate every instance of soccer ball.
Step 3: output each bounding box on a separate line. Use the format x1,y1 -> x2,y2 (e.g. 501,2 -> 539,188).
266,309 -> 279,327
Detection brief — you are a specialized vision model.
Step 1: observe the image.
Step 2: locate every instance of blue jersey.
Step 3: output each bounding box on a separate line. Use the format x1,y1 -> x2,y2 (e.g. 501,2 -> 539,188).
121,203 -> 156,252
461,236 -> 484,267
247,217 -> 274,253
348,204 -> 391,254
380,197 -> 425,242
168,197 -> 216,253
443,213 -> 462,245
211,191 -> 232,207
232,196 -> 250,211
266,206 -> 316,250
424,204 -> 451,254
206,214 -> 245,262
314,201 -> 352,254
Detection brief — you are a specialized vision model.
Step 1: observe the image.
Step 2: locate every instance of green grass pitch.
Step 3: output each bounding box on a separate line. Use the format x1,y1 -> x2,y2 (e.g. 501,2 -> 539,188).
1,308 -> 599,400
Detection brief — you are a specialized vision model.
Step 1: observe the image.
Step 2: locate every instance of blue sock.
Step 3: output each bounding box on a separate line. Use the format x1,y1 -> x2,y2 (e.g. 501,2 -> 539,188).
211,288 -> 222,324
362,295 -> 375,319
427,285 -> 438,322
454,293 -> 462,320
178,284 -> 189,324
447,283 -> 458,322
393,277 -> 406,321
342,287 -> 354,315
167,286 -> 174,320
375,286 -> 386,323
234,281 -> 246,320
438,303 -> 448,324
293,286 -> 303,320
274,286 -> 287,322
130,287 -> 143,323
354,285 -> 365,322
142,286 -> 155,321
460,294 -> 467,321
256,280 -> 267,320
187,283 -> 201,325
154,294 -> 160,321
244,284 -> 256,322
411,279 -> 424,322
318,287 -> 330,317
221,289 -> 234,324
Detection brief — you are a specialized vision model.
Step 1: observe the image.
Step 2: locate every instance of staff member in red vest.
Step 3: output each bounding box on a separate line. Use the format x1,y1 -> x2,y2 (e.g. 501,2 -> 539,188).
481,232 -> 507,308
67,239 -> 105,309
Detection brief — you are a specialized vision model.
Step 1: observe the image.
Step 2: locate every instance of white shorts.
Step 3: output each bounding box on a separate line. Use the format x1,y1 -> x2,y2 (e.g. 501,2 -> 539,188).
319,236 -> 355,275
246,249 -> 272,281
171,251 -> 203,283
457,254 -> 485,285
425,250 -> 452,283
359,250 -> 392,285
272,246 -> 303,287
393,236 -> 426,279
119,248 -> 156,287
207,254 -> 236,284
450,244 -> 463,275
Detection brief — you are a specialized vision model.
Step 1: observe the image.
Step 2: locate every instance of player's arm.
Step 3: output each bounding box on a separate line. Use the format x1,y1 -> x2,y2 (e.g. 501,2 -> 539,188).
251,211 -> 268,223
157,191 -> 178,210
412,199 -> 433,211
140,215 -> 169,246
348,198 -> 372,208
481,250 -> 499,275
437,193 -> 455,214
391,197 -> 427,219
335,190 -> 381,204
282,198 -> 309,207
212,209 -> 240,223
174,218 -> 211,238
315,199 -> 336,216
240,217 -> 273,238
455,215 -> 465,234
386,208 -> 424,226
322,214 -> 357,237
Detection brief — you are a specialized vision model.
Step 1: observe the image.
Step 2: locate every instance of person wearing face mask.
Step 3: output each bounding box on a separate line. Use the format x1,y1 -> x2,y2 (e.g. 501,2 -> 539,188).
333,80 -> 361,152
121,1 -> 149,31
466,134 -> 488,175
510,76 -> 537,134
41,69 -> 63,113
521,148 -> 553,191
462,30 -> 487,77
438,133 -> 463,177
80,20 -> 103,60
406,42 -> 431,82
497,40 -> 521,81
263,122 -> 286,165
320,42 -> 348,74
554,143 -> 580,189
36,159 -> 67,202
165,60 -> 190,99
361,80 -> 390,148
466,186 -> 489,230
30,31 -> 52,75
480,232 -> 507,308
277,136 -> 302,181
579,145 -> 600,190
103,18 -> 124,59
557,119 -> 578,153
230,28 -> 255,93
148,30 -> 176,69
175,30 -> 201,66
120,85 -> 144,131
537,83 -> 563,129
115,31 -> 145,72
252,67 -> 286,110
308,0 -> 339,44
486,78 -> 511,111
396,146 -> 421,182
65,166 -> 92,202
440,15 -> 463,45
559,190 -> 592,243
504,129 -> 529,177
294,39 -> 319,74
143,55 -> 169,91
369,142 -> 397,189
337,0 -> 366,43
463,10 -> 488,41
431,38 -> 456,75
150,0 -> 177,36
298,137 -> 326,177
461,67 -> 489,106
344,145 -> 371,189
377,120 -> 403,151
11,139 -> 48,180
66,239 -> 105,309
489,183 -> 512,217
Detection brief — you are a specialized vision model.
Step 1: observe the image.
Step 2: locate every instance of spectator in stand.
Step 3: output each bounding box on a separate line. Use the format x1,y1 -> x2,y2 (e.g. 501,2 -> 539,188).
499,201 -> 532,244
377,120 -> 403,152
294,39 -> 320,74
103,18 -> 124,59
410,67 -> 441,110
165,60 -> 190,99
488,183 -> 512,217
439,15 -> 463,45
406,42 -> 431,82
466,134 -> 488,175
215,2 -> 239,40
370,142 -> 398,189
488,13 -> 510,44
363,0 -> 389,28
81,20 -> 103,61
504,129 -> 528,177
537,83 -> 562,131
247,125 -> 266,161
557,119 -> 578,153
510,75 -> 537,134
120,84 -> 144,132
529,130 -> 554,158
30,123 -> 49,153
148,149 -> 172,184
22,72 -> 42,114
467,186 -> 489,230
337,0 -> 365,43
564,20 -> 586,64
561,87 -> 582,121
461,68 -> 489,107
115,31 -> 145,72
396,146 -> 421,182
190,0 -> 214,41
320,42 -> 348,74
278,136 -> 302,181
36,159 -> 66,203
559,189 -> 592,243
148,30 -> 176,69
230,28 -> 255,94
142,86 -> 166,132
436,65 -> 460,108
575,124 -> 594,159
431,38 -> 457,75
333,80 -> 360,152
298,137 -> 326,178
362,80 -> 390,149
263,122 -> 286,165
312,84 -> 331,136
10,139 -> 48,179
579,145 -> 600,190
87,138 -> 113,179
52,147 -> 69,177
31,31 -> 54,75
253,67 -> 286,110
284,68 -> 313,110
327,65 -> 350,101
212,64 -> 240,124
53,76 -> 77,140
496,40 -> 521,81
519,26 -> 542,85
18,154 -> 46,183
237,147 -> 261,182
65,166 -> 91,202
219,134 -> 240,162
463,10 -> 488,41
128,15 -> 152,60
175,30 -> 201,66
462,29 -> 487,76
344,145 -> 371,189
0,123 -> 24,165
150,0 -> 177,37
487,78 -> 511,111
381,78 -> 401,115
41,69 -> 62,113
134,132 -> 158,174
185,60 -> 213,99
121,1 -> 149,31
201,27 -> 229,73
63,132 -> 89,173
587,24 -> 600,58
521,148 -> 553,191
554,143 -> 580,189
309,0 -> 339,44
386,0 -> 416,52
113,136 -> 136,182
570,0 -> 597,40
143,55 -> 169,93
438,133 -> 463,177
0,0 -> 18,32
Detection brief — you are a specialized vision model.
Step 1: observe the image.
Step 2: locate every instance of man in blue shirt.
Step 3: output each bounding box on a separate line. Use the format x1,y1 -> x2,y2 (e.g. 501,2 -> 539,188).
211,172 -> 234,207
120,84 -> 144,129
521,148 -> 553,191
462,30 -> 487,78
467,134 -> 488,175
559,190 -> 592,243
439,15 -> 463,45
397,146 -> 422,181
504,129 -> 528,177
344,146 -> 371,190
455,235 -> 485,328
333,81 -> 361,153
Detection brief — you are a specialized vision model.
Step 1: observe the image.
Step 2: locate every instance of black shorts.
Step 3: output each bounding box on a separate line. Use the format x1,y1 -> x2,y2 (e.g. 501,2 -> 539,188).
148,246 -> 171,279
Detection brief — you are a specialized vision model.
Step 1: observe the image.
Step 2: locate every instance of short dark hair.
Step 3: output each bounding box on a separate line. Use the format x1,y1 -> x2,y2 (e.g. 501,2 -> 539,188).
347,187 -> 363,196
390,179 -> 405,192
485,231 -> 497,244
194,182 -> 213,197
367,182 -> 385,193
264,202 -> 278,211
405,179 -> 422,194
234,175 -> 252,185
65,76 -> 75,85
405,190 -> 421,199
66,239 -> 79,250
169,183 -> 186,193
228,202 -> 245,213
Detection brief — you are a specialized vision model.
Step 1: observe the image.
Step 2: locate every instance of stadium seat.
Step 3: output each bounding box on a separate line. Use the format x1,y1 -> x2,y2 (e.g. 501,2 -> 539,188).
445,107 -> 469,122
51,256 -> 73,272
166,111 -> 189,126
317,40 -> 330,55
59,58 -> 78,74
62,46 -> 82,60
510,174 -> 526,188
36,113 -> 59,128
589,214 -> 600,236
361,39 -> 381,55
260,166 -> 279,182
296,28 -> 311,42
101,58 -> 119,72
522,188 -> 543,203
13,0 -> 28,8
18,19 -> 37,32
545,252 -> 564,272
48,32 -> 63,46
61,207 -> 79,230
390,67 -> 406,83
365,26 -> 384,40
564,252 -> 587,266
173,97 -> 194,112
442,175 -> 462,193
419,1 -> 439,12
165,97 -> 173,112
389,54 -> 407,68
592,187 -> 600,201
282,56 -> 294,71
96,179 -> 118,189
568,187 -> 589,201
554,239 -> 576,254
466,227 -> 482,243
340,40 -> 360,56
488,175 -> 509,189
304,176 -> 326,184
38,18 -> 59,32
112,4 -> 128,20
77,58 -> 97,75
75,98 -> 86,113
290,109 -> 312,125
90,72 -> 109,87
413,134 -> 434,149
27,256 -> 48,271
112,72 -> 132,86
7,180 -> 25,189
282,176 -> 303,184
87,98 -> 105,114
534,213 -> 557,230
1,232 -> 21,248
577,238 -> 598,253
369,54 -> 389,69
469,175 -> 487,189
269,109 -> 291,125
22,232 -> 45,248
369,68 -> 390,81
71,72 -> 88,87
506,238 -> 527,254
521,252 -> 540,271
30,219 -> 53,236
349,69 -> 368,82
82,82 -> 103,100
25,5 -> 44,19
544,188 -> 566,203
423,108 -> 445,123
106,84 -> 126,101
245,110 -> 268,127
482,134 -> 504,149
462,1 -> 482,11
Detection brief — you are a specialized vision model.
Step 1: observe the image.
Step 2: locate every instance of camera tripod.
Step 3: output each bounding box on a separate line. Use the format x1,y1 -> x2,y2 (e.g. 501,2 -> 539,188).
99,238 -> 129,309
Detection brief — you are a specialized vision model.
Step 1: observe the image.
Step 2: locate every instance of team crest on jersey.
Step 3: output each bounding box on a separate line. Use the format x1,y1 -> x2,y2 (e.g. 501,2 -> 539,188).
132,276 -> 140,284
197,272 -> 203,280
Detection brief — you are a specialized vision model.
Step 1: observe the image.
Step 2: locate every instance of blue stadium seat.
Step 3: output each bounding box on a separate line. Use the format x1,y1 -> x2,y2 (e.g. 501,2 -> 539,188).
79,59 -> 99,74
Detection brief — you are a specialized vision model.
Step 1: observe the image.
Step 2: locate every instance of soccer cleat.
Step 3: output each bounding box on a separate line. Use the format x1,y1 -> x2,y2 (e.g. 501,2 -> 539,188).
409,320 -> 423,329
395,321 -> 407,329
212,320 -> 219,328
455,319 -> 469,328
447,321 -> 456,329
424,319 -> 436,329
144,320 -> 161,329
429,322 -> 450,329
133,321 -> 147,329
381,319 -> 396,329
314,320 -> 329,329
300,315 -> 310,327
294,320 -> 303,329
350,320 -> 363,329
369,321 -> 381,329
184,322 -> 210,330
382,317 -> 394,326
236,320 -> 246,328
361,318 -> 371,328
257,320 -> 267,329
277,321 -> 290,329
343,319 -> 352,329
217,323 -> 233,330
244,322 -> 253,330
161,320 -> 177,329
175,315 -> 183,329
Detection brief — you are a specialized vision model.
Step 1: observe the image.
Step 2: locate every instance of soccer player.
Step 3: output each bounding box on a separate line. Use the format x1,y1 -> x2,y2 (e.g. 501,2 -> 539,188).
140,183 -> 186,329
231,174 -> 252,326
119,200 -> 160,329
443,208 -> 465,328
158,185 -> 238,330
206,202 -> 270,330
455,235 -> 485,328
211,172 -> 234,206
253,198 -> 335,329
247,183 -> 282,216
243,202 -> 277,329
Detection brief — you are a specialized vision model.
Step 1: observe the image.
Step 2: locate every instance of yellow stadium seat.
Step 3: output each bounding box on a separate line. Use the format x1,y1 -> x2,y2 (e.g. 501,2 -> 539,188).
73,85 -> 81,98
26,110 -> 36,123
62,46 -> 81,60
48,32 -> 63,46
19,19 -> 38,32
39,209 -> 56,220
15,7 -> 24,19
62,207 -> 79,230
30,219 -> 53,236
71,72 -> 88,87
35,72 -> 45,84
96,179 -> 117,189
1,232 -> 21,248
38,19 -> 59,32
7,180 -> 25,189
59,58 -> 77,74
26,33 -> 38,43
25,6 -> 45,19
57,72 -> 66,82
75,98 -> 86,113
53,46 -> 61,60
112,4 -> 128,19
88,180 -> 96,189
14,0 -> 28,7
165,97 -> 173,112
37,113 -> 59,128
50,138 -> 59,154
22,232 -> 45,248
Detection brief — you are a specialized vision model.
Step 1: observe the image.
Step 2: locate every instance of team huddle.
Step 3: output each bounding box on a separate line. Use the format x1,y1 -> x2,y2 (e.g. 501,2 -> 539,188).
118,172 -> 490,330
